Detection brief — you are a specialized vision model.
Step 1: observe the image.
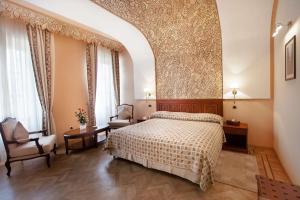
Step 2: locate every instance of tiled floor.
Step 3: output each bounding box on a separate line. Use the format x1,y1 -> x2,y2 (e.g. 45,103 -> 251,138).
249,146 -> 291,183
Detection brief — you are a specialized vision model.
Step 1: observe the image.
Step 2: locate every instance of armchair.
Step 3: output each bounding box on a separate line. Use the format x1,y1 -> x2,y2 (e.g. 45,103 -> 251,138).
108,104 -> 134,129
0,118 -> 56,176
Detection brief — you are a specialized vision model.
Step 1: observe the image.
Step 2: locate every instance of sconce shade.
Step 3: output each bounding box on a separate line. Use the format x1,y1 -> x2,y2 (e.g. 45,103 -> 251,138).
232,88 -> 238,96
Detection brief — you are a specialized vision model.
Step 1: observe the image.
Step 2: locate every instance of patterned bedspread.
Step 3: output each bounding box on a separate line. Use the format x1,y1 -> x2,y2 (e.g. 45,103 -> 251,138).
106,112 -> 224,191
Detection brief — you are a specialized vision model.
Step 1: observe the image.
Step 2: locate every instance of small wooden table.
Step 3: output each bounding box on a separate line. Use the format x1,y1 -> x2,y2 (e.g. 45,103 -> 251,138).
64,125 -> 109,154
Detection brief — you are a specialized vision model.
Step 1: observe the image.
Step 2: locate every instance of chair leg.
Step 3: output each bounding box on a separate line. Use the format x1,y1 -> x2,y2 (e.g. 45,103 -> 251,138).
46,154 -> 50,168
53,144 -> 57,155
5,160 -> 11,177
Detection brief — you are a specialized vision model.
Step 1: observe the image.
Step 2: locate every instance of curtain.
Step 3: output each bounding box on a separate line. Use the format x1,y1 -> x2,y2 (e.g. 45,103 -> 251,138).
111,50 -> 120,105
26,24 -> 55,134
86,43 -> 97,126
95,47 -> 116,126
0,17 -> 43,164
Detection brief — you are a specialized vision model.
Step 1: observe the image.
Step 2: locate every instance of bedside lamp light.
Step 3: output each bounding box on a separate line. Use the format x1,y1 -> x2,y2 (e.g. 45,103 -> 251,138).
143,88 -> 152,119
232,88 -> 238,109
144,88 -> 151,101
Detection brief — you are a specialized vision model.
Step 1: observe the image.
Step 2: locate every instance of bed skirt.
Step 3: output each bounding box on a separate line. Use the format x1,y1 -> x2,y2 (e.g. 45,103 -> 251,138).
108,149 -> 214,191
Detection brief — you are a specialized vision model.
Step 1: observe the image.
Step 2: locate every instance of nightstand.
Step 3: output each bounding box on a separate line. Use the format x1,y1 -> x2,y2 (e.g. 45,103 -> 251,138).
223,122 -> 248,153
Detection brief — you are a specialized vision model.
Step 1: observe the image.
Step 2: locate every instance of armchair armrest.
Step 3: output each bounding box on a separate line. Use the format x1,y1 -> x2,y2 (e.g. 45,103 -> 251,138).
6,140 -> 19,145
128,117 -> 133,123
29,129 -> 48,136
29,137 -> 44,154
7,139 -> 31,144
7,138 -> 44,154
109,115 -> 118,121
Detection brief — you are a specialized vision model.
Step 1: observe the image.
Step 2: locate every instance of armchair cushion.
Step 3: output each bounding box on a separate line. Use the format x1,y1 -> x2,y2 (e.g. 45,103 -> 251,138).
13,122 -> 29,143
117,105 -> 133,120
1,118 -> 18,142
10,135 -> 56,158
108,119 -> 130,128
118,108 -> 131,120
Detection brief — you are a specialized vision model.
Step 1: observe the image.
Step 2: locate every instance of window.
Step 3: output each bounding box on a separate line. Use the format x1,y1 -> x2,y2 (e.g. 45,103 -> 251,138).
0,18 -> 42,162
95,47 -> 116,126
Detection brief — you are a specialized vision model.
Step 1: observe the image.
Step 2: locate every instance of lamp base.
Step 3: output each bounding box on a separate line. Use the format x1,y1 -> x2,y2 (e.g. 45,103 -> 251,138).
226,120 -> 240,126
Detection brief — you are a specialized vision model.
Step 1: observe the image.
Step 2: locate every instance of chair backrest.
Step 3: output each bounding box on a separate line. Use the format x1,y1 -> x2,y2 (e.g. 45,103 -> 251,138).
0,117 -> 18,156
117,104 -> 134,120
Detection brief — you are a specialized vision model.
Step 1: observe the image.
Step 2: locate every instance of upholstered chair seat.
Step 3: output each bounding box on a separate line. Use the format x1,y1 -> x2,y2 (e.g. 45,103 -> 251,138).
109,104 -> 134,129
9,135 -> 56,158
0,117 -> 57,176
108,119 -> 131,129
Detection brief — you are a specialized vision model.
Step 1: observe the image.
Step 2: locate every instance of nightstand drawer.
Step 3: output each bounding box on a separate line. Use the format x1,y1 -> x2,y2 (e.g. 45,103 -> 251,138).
223,126 -> 247,135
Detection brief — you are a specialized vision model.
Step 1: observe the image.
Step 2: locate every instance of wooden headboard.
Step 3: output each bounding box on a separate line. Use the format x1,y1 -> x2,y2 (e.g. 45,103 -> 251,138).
156,99 -> 223,116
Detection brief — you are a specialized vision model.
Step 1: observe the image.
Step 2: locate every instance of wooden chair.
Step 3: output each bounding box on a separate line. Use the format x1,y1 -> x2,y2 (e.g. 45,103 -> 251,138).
108,104 -> 134,129
0,117 -> 57,176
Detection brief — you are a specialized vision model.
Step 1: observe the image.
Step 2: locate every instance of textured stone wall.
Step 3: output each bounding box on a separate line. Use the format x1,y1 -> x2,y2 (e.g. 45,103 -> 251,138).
92,0 -> 222,99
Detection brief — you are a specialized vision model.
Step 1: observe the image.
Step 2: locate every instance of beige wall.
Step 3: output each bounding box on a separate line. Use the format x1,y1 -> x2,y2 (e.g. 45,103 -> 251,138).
273,0 -> 300,184
224,100 -> 273,147
51,34 -> 136,145
217,0 -> 273,99
51,35 -> 137,145
133,100 -> 156,121
119,50 -> 134,105
216,0 -> 275,148
52,34 -> 88,145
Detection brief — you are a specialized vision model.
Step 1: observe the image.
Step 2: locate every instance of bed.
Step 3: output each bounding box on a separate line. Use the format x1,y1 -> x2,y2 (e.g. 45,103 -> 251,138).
106,99 -> 224,191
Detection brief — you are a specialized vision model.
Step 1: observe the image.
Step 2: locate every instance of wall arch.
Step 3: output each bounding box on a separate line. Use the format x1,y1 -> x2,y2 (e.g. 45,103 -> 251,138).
92,0 -> 223,99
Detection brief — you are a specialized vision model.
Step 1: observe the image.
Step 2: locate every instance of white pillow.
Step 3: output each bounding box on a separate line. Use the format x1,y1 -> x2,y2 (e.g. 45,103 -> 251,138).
13,122 -> 29,143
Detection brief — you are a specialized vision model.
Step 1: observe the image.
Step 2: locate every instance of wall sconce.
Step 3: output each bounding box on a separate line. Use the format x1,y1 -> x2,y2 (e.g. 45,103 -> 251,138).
144,88 -> 152,108
272,22 -> 293,37
144,88 -> 152,100
232,88 -> 238,109
143,88 -> 152,119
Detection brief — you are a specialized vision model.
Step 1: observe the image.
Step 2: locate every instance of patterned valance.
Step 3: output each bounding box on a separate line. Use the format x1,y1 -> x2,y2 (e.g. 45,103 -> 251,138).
0,1 -> 124,51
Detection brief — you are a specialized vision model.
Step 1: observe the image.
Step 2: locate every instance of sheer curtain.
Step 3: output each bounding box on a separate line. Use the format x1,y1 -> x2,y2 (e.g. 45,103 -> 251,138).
0,17 -> 42,164
95,47 -> 116,126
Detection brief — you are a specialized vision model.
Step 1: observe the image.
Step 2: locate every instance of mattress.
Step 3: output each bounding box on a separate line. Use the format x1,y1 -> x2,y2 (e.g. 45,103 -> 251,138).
106,111 -> 224,191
